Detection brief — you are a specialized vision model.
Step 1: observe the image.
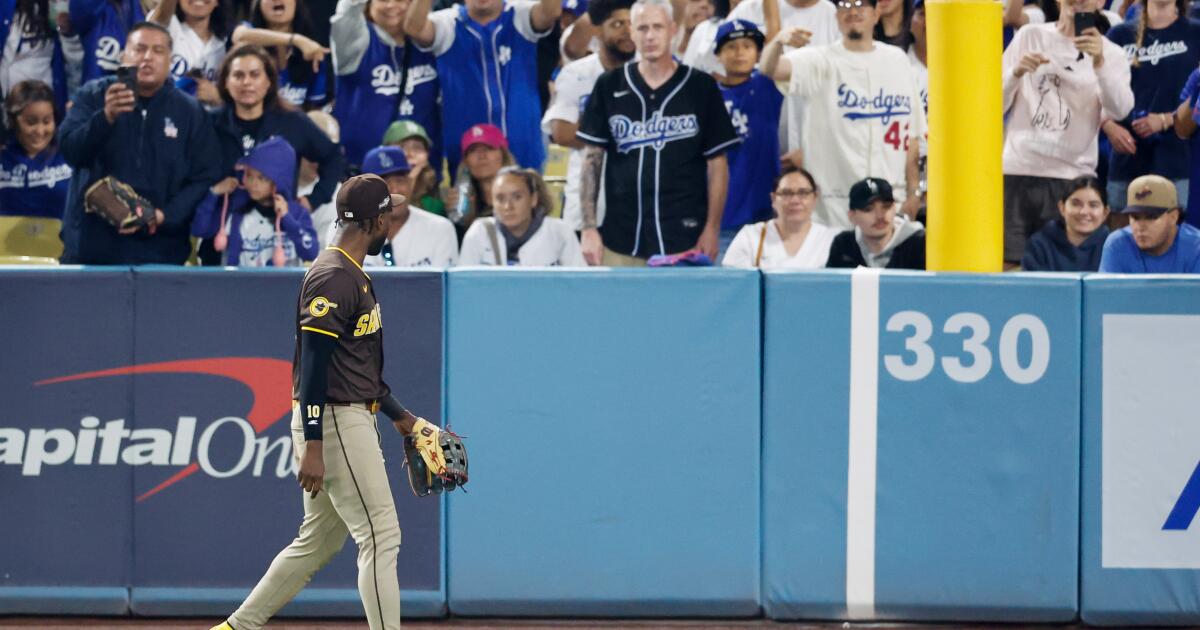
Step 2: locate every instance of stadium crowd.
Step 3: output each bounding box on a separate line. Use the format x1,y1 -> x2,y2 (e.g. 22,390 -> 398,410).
1,0 -> 1199,271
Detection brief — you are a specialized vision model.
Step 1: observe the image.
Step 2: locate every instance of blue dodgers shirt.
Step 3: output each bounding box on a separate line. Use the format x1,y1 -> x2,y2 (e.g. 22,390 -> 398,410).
1106,17 -> 1200,181
1099,223 -> 1200,273
719,71 -> 782,231
70,0 -> 145,82
1181,68 -> 1200,228
0,142 -> 71,219
423,2 -> 549,173
333,28 -> 440,169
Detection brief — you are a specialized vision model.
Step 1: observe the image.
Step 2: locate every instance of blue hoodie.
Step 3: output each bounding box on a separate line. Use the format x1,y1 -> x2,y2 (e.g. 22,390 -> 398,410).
1021,219 -> 1109,272
69,0 -> 145,83
0,140 -> 72,219
191,136 -> 319,266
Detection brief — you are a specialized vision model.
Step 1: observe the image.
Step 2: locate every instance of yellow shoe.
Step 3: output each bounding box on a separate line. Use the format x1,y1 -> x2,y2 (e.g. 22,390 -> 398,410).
209,623 -> 234,630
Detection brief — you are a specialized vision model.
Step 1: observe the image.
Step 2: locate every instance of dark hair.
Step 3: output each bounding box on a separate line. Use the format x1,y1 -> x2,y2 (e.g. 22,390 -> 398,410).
15,0 -> 52,43
587,0 -> 636,25
217,45 -> 285,111
250,0 -> 318,83
872,0 -> 911,47
772,166 -> 819,194
5,80 -> 57,135
1060,176 -> 1107,206
128,20 -> 175,48
177,0 -> 234,40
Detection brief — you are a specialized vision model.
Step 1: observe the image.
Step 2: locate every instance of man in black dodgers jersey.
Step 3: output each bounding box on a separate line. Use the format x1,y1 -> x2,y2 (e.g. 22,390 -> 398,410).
576,0 -> 740,266
211,174 -> 444,630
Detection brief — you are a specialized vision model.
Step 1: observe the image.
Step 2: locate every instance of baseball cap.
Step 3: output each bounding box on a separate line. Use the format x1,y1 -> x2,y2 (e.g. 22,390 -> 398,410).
849,177 -> 895,210
912,0 -> 923,10
1121,174 -> 1178,215
362,146 -> 411,177
382,119 -> 431,147
336,174 -> 405,221
715,19 -> 765,53
461,123 -> 508,155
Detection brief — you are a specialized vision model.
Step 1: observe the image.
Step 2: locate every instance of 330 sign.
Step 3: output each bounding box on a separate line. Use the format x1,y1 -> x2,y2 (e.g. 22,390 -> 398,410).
883,311 -> 1051,384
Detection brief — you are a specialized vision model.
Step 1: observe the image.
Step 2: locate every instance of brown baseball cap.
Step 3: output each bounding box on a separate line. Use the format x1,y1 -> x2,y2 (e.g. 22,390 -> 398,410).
336,174 -> 405,221
1121,175 -> 1178,215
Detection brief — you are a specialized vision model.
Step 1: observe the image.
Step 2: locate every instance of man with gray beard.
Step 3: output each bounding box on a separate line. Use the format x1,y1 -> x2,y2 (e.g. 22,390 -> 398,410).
576,0 -> 739,266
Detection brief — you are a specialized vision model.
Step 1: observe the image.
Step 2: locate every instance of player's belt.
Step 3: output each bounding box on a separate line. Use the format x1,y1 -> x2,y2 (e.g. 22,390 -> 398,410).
293,400 -> 381,413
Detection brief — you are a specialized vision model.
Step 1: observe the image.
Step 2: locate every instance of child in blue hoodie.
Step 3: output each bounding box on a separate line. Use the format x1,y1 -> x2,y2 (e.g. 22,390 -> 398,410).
191,136 -> 319,266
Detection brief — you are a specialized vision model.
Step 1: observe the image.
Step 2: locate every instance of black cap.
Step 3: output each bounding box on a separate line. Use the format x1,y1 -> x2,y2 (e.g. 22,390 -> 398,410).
849,177 -> 894,210
336,174 -> 405,221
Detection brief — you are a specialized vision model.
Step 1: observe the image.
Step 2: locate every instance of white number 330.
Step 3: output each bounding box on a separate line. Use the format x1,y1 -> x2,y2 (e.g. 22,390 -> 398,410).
882,311 -> 1050,384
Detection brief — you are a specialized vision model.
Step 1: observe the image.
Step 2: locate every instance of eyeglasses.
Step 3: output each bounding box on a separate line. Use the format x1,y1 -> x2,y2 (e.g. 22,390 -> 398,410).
836,0 -> 868,9
774,188 -> 816,200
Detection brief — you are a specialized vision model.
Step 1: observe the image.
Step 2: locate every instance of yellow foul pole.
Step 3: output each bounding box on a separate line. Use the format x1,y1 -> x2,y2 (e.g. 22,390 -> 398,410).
926,0 -> 1003,271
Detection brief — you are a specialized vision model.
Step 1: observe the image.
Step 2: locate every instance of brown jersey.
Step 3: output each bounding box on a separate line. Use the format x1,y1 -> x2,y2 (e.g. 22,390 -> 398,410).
292,247 -> 389,403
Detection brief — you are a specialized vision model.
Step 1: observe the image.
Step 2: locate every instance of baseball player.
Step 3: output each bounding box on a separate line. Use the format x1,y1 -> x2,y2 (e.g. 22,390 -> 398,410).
210,174 -> 444,630
576,0 -> 740,265
761,0 -> 925,230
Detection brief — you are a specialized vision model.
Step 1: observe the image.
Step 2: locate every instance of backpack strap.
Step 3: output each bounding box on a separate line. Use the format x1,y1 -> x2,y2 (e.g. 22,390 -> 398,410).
483,218 -> 503,265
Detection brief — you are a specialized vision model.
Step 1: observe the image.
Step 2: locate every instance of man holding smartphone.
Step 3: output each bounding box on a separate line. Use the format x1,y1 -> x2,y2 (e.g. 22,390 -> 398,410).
58,21 -> 220,265
999,0 -> 1132,268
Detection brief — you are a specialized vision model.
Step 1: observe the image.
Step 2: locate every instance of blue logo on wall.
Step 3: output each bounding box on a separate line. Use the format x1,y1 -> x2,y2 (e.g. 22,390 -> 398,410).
1163,462 -> 1200,530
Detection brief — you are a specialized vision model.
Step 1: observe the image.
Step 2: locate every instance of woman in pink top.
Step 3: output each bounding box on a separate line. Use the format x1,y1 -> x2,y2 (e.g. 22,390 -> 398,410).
1000,0 -> 1133,267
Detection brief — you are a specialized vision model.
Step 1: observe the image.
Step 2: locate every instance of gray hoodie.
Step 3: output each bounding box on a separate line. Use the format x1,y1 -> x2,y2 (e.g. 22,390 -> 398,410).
857,215 -> 925,268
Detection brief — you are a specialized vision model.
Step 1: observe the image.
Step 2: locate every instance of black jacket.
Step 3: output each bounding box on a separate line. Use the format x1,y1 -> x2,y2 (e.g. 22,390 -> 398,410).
1021,219 -> 1108,271
59,77 -> 220,264
210,105 -> 345,209
826,226 -> 927,270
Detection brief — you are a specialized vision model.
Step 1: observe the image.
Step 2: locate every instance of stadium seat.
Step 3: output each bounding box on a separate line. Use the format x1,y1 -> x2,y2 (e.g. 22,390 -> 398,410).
0,217 -> 63,258
544,144 -> 569,180
0,255 -> 59,265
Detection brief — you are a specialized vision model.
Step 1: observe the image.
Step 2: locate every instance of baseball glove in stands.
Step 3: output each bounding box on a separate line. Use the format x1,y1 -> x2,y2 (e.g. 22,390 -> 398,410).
85,176 -> 159,234
404,418 -> 468,497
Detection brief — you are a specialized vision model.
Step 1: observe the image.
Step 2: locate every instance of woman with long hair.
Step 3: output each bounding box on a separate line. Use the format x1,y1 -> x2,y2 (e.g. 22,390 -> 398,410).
457,166 -> 586,266
1021,176 -> 1111,271
199,44 -> 344,263
2,0 -> 69,106
0,80 -> 71,218
1103,0 -> 1200,212
231,0 -> 331,108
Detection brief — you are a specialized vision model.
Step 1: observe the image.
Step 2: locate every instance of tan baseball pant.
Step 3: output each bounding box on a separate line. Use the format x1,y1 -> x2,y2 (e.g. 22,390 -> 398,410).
227,404 -> 402,630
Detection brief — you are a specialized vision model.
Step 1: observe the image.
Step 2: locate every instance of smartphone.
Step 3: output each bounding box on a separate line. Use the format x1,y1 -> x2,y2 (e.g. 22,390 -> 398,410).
116,65 -> 137,92
1074,11 -> 1097,36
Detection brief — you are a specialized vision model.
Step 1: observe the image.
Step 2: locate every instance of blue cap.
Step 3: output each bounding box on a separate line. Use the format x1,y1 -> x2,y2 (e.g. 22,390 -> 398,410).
714,19 -> 765,53
563,0 -> 588,17
362,146 -> 410,176
913,0 -> 923,10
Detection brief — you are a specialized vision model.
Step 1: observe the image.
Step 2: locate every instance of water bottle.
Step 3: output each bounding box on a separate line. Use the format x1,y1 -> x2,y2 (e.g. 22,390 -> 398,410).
447,180 -> 470,225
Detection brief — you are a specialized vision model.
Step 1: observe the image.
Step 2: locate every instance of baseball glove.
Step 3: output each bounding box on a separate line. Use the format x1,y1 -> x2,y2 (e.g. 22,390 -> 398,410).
85,176 -> 159,233
403,418 -> 468,497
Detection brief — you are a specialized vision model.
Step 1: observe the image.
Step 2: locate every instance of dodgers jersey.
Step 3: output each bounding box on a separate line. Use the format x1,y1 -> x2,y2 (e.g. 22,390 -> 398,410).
785,42 -> 924,229
70,0 -> 144,82
0,141 -> 71,218
720,72 -> 782,231
167,15 -> 227,82
541,53 -> 606,231
332,0 -> 441,168
421,1 -> 549,173
578,62 -> 740,258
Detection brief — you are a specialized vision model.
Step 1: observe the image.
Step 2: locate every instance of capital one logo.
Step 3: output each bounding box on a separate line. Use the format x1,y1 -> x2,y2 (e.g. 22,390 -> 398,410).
0,358 -> 295,503
1163,463 -> 1200,530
